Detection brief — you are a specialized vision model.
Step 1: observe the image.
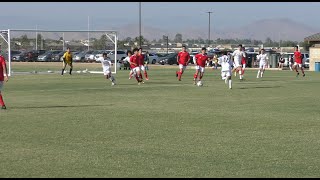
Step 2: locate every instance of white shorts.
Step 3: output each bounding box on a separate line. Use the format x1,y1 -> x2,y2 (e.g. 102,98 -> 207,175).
132,67 -> 140,73
0,81 -> 3,91
179,64 -> 187,71
103,67 -> 111,76
140,65 -> 145,71
234,61 -> 241,68
294,62 -> 302,68
221,70 -> 231,78
259,63 -> 266,69
196,66 -> 205,73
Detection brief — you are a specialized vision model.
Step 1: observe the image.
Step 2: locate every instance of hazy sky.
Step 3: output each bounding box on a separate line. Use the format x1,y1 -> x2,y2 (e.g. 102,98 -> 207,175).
1,2 -> 320,31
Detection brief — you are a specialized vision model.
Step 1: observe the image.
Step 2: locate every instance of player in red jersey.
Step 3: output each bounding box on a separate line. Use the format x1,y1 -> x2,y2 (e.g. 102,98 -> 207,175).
293,46 -> 305,77
0,46 -> 9,109
193,47 -> 209,85
129,48 -> 143,85
138,48 -> 149,81
241,46 -> 247,76
176,45 -> 190,81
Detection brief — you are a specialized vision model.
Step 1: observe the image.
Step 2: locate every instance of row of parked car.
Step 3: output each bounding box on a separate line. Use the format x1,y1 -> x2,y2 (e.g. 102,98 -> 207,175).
8,49 -> 166,64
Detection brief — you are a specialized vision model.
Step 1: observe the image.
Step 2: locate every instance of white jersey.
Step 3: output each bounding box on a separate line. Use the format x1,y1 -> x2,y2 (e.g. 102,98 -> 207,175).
218,55 -> 232,72
97,57 -> 112,69
256,53 -> 269,64
124,56 -> 130,63
232,50 -> 246,66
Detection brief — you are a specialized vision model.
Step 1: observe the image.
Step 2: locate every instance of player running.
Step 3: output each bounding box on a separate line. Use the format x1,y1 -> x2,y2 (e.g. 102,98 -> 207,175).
293,46 -> 306,77
231,44 -> 246,80
124,50 -> 134,79
130,48 -> 143,85
218,51 -> 233,89
176,45 -> 191,81
0,49 -> 8,109
241,46 -> 247,74
61,47 -> 73,76
138,48 -> 149,81
97,53 -> 116,86
193,47 -> 209,85
256,48 -> 269,78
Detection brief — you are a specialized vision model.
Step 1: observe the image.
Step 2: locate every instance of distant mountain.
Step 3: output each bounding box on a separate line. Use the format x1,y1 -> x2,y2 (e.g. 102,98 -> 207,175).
7,18 -> 319,42
117,18 -> 320,42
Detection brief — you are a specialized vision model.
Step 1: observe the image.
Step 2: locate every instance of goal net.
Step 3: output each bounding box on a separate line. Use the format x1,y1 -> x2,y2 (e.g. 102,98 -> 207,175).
0,29 -> 119,76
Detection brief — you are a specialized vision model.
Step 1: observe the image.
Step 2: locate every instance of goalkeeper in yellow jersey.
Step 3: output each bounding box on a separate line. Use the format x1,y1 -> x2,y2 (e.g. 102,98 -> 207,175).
61,47 -> 73,75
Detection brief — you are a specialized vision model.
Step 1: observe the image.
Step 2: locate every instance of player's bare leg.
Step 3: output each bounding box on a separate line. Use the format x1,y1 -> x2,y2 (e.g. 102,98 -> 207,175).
198,72 -> 204,82
257,68 -> 262,78
293,64 -> 299,77
144,68 -> 149,80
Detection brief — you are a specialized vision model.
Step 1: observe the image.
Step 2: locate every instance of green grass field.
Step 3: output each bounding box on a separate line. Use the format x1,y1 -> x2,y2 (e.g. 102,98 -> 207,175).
1,63 -> 320,178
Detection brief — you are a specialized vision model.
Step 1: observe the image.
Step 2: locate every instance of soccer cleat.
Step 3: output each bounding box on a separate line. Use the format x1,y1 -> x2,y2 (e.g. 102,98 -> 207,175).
146,78 -> 149,81
296,73 -> 300,77
303,74 -> 306,77
176,73 -> 178,77
1,105 -> 6,110
111,82 -> 115,86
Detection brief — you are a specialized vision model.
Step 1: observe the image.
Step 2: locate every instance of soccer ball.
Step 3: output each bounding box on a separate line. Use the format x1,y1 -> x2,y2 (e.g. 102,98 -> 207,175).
197,81 -> 203,87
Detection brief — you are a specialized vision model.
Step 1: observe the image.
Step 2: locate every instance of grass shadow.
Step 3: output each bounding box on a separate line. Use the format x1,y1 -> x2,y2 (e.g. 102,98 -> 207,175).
239,86 -> 282,89
10,104 -> 111,109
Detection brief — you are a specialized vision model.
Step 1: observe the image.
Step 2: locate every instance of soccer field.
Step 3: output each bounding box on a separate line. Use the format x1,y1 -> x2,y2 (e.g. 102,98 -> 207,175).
1,64 -> 320,178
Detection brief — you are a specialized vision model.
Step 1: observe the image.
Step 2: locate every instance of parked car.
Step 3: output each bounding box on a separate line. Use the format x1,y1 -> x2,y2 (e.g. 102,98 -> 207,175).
107,50 -> 127,63
95,50 -> 112,62
189,51 -> 198,64
12,51 -> 27,62
304,57 -> 310,68
53,51 -> 65,62
74,51 -> 87,62
37,50 -> 61,62
158,53 -> 178,65
146,53 -> 159,64
84,50 -> 95,62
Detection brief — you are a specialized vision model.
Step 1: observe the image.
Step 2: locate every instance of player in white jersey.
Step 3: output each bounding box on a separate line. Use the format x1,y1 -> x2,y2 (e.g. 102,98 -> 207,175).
124,50 -> 134,79
97,53 -> 116,86
232,44 -> 246,80
218,52 -> 233,89
256,49 -> 269,78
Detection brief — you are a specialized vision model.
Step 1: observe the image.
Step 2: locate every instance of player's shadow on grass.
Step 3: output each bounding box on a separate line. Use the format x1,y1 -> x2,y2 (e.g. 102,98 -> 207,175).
11,104 -> 109,109
239,85 -> 282,89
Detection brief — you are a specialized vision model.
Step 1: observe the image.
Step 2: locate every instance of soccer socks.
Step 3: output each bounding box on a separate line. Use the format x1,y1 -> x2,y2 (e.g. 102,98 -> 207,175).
0,94 -> 5,106
257,70 -> 260,78
239,70 -> 243,79
144,71 -> 148,79
229,79 -> 232,89
69,68 -> 73,75
178,71 -> 182,80
61,68 -> 65,75
193,73 -> 198,80
261,71 -> 264,77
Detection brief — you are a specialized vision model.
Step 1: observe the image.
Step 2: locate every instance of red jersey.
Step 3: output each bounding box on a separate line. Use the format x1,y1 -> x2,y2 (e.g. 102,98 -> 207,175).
177,51 -> 190,66
0,55 -> 6,81
138,54 -> 144,66
195,53 -> 208,67
129,55 -> 139,69
241,53 -> 246,65
294,51 -> 302,64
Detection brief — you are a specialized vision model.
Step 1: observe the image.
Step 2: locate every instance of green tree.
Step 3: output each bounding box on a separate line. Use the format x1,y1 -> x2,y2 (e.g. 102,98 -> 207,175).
20,34 -> 30,49
174,33 -> 182,43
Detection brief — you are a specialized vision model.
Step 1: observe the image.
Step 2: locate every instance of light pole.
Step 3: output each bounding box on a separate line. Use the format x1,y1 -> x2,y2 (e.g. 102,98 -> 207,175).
206,11 -> 212,48
139,2 -> 142,47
